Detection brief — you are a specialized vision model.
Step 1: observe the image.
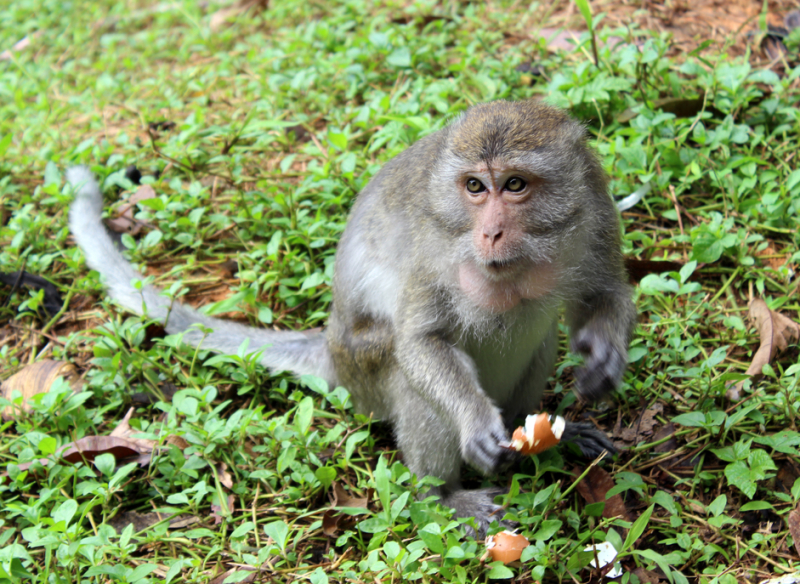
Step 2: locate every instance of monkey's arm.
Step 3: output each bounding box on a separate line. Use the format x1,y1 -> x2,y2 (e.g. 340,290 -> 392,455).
566,219 -> 636,403
394,293 -> 508,475
567,288 -> 635,402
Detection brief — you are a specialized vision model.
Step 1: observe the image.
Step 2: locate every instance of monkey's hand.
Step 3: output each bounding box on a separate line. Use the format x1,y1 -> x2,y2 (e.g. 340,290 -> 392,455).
442,487 -> 514,539
460,406 -> 510,475
561,421 -> 617,458
571,324 -> 628,403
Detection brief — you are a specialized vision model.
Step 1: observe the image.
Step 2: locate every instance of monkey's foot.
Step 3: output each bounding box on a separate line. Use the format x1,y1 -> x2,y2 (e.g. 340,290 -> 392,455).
441,487 -> 514,539
561,421 -> 617,458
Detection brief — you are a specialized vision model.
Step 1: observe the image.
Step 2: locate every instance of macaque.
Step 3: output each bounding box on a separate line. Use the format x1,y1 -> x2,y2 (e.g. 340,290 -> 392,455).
68,100 -> 635,537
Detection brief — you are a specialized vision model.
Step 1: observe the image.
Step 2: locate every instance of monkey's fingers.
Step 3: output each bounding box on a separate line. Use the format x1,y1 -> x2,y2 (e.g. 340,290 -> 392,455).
442,487 -> 515,539
461,416 -> 509,475
572,329 -> 627,402
496,447 -> 522,471
463,435 -> 507,475
560,421 -> 617,458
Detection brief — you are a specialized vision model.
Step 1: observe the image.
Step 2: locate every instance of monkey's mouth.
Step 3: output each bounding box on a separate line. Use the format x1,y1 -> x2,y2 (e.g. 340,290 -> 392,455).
483,257 -> 523,276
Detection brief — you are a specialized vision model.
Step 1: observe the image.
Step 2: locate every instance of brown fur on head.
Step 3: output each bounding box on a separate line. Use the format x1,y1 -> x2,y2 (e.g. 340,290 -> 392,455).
422,101 -> 591,281
450,100 -> 574,162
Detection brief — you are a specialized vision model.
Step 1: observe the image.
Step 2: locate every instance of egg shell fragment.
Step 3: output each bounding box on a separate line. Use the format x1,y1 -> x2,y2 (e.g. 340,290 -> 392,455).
486,530 -> 530,564
586,541 -> 622,578
508,413 -> 564,455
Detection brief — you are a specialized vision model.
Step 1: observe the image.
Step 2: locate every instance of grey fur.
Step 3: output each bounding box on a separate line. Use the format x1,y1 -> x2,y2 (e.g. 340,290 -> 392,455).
66,167 -> 335,384
68,100 -> 636,539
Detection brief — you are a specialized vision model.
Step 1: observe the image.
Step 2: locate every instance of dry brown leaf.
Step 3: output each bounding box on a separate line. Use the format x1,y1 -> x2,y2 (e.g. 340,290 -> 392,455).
108,510 -> 164,535
211,493 -> 236,524
322,509 -> 341,537
169,515 -> 201,529
1,360 -> 80,420
652,422 -> 678,454
106,184 -> 157,235
632,567 -> 663,583
322,482 -> 371,537
575,466 -> 632,522
166,434 -> 190,449
2,431 -> 152,483
639,403 -> 662,433
763,35 -> 790,62
777,461 -> 800,493
620,403 -> 663,442
215,462 -> 234,489
681,496 -> 706,516
133,452 -> 154,467
331,482 -> 370,508
787,507 -> 800,557
728,299 -> 800,399
61,436 -> 146,464
110,408 -> 157,452
209,6 -> 242,30
209,0 -> 269,31
0,457 -> 50,484
746,299 -> 800,369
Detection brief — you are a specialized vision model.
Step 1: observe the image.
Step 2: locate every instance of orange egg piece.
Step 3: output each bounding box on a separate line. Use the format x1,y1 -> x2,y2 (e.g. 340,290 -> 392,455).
508,413 -> 563,455
486,530 -> 530,564
511,426 -> 529,449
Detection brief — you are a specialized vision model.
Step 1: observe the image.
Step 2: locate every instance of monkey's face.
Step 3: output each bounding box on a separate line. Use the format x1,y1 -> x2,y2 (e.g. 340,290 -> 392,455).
421,101 -> 598,311
448,157 -> 583,278
458,163 -> 540,269
426,157 -> 585,314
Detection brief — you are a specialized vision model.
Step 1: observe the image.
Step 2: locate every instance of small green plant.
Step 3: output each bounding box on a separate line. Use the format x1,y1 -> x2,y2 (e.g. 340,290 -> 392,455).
2,0 -> 800,582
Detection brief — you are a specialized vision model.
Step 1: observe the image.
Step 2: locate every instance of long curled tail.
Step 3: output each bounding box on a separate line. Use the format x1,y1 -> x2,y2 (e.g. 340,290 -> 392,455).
66,166 -> 336,386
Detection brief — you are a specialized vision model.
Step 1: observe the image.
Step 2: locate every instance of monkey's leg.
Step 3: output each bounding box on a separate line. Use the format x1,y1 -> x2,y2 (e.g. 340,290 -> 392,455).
392,385 -> 509,538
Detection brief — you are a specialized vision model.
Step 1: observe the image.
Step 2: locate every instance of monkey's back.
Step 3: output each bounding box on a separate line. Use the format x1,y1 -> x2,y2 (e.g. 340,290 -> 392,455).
325,128 -> 450,416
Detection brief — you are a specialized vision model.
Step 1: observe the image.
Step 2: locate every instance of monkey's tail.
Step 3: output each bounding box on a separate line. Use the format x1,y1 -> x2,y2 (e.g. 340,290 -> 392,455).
66,166 -> 337,387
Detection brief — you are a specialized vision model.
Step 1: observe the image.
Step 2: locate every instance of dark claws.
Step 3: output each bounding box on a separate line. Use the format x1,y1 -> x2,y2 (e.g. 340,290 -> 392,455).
561,421 -> 617,458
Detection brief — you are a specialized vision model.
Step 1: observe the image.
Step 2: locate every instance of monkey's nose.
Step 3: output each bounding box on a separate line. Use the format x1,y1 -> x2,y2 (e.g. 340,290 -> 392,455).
483,227 -> 503,246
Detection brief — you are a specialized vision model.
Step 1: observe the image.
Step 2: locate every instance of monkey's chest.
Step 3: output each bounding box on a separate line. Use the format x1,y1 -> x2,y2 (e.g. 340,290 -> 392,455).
458,307 -> 558,404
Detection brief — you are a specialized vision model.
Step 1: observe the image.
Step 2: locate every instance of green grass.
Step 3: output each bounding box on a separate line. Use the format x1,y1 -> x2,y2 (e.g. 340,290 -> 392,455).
2,1 -> 800,583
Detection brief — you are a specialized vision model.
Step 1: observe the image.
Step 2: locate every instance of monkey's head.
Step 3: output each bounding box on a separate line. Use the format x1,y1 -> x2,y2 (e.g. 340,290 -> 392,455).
428,100 -> 605,299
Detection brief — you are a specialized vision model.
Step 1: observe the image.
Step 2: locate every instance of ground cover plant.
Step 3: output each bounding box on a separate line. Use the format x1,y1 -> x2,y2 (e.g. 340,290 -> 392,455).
1,0 -> 800,582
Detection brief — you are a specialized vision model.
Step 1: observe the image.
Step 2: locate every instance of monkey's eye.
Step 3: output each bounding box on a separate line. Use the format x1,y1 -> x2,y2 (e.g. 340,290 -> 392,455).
505,177 -> 526,192
466,178 -> 486,194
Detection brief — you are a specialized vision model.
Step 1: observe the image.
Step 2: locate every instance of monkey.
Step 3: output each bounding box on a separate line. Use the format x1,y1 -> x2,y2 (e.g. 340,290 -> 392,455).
67,100 -> 636,538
